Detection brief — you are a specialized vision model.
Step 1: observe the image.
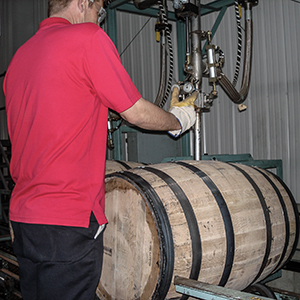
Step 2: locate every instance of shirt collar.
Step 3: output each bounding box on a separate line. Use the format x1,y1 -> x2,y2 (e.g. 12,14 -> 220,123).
39,17 -> 71,30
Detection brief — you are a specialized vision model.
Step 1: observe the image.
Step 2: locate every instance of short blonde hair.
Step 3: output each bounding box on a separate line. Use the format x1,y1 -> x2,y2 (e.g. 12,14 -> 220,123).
48,0 -> 73,16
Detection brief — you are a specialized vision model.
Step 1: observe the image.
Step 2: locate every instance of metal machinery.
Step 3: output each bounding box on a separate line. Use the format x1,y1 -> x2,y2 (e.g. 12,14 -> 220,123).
107,0 -> 258,161
171,0 -> 257,160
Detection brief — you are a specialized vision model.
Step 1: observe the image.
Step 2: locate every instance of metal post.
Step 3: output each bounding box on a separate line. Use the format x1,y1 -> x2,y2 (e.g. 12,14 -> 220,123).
190,0 -> 202,160
190,0 -> 202,89
194,109 -> 201,160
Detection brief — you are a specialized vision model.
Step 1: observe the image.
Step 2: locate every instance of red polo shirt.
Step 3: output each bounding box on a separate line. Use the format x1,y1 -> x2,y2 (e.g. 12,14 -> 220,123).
4,18 -> 141,227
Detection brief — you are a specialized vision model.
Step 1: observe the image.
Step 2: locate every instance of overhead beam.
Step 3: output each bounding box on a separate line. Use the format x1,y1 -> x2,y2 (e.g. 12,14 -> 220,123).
109,0 -> 235,19
201,0 -> 235,16
110,3 -> 177,21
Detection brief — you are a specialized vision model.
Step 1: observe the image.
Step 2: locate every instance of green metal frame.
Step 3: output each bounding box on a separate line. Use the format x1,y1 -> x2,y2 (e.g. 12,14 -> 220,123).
106,0 -> 235,160
162,153 -> 283,179
201,153 -> 283,179
113,124 -> 191,160
109,0 -> 235,16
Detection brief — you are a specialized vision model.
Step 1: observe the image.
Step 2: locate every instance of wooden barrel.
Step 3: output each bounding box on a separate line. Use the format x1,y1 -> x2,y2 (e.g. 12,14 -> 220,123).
105,160 -> 147,175
98,160 -> 299,300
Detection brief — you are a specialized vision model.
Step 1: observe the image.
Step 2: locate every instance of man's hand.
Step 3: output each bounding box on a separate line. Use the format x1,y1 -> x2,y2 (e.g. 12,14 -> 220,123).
168,86 -> 198,138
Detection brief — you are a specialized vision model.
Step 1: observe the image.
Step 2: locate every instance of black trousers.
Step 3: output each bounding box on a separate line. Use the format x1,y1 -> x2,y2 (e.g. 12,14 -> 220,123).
11,213 -> 104,300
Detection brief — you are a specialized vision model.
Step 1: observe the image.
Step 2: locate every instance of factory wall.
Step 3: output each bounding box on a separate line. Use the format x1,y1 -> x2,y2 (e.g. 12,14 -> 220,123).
0,0 -> 48,138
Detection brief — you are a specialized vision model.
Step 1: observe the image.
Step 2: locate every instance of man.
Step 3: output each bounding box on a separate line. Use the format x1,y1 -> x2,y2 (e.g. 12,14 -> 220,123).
3,0 -> 197,299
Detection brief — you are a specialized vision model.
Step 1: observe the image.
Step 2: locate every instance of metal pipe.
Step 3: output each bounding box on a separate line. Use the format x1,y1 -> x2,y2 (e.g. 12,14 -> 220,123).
190,0 -> 202,90
186,17 -> 190,54
194,109 -> 201,160
190,0 -> 203,160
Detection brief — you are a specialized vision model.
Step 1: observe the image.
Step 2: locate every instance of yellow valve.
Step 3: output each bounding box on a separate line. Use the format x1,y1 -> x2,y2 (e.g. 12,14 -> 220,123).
238,4 -> 242,18
156,30 -> 160,42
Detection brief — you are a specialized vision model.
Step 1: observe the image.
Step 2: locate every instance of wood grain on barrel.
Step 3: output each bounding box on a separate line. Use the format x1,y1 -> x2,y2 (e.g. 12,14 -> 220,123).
99,160 -> 299,300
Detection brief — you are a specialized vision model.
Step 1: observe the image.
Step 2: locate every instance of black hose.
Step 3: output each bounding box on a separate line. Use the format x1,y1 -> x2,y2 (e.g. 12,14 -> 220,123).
0,71 -> 6,78
217,2 -> 254,104
232,0 -> 242,87
154,18 -> 168,106
132,0 -> 173,108
157,0 -> 174,108
133,0 -> 159,10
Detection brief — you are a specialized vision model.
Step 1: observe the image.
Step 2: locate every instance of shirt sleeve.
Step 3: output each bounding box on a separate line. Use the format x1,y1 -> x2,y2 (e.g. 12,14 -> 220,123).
84,29 -> 142,113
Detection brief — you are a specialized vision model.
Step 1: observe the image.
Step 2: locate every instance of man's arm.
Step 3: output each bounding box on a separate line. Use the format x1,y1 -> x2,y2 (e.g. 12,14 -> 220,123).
120,89 -> 198,137
120,97 -> 181,131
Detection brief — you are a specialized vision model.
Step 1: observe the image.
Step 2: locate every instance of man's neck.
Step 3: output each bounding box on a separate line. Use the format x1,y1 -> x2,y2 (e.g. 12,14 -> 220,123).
49,1 -> 83,24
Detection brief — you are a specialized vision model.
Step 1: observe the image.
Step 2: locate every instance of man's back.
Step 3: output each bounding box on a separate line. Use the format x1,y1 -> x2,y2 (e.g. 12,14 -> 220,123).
4,17 -> 141,227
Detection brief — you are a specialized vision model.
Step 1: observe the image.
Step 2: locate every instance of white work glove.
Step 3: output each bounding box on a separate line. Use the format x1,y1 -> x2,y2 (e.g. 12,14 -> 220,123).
168,86 -> 198,138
